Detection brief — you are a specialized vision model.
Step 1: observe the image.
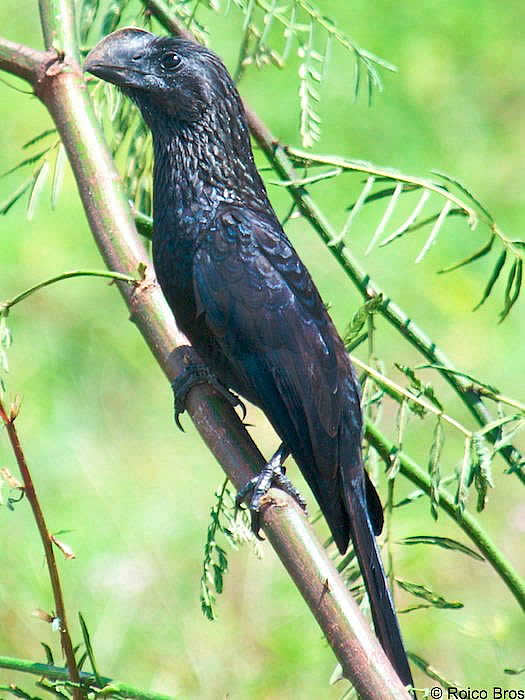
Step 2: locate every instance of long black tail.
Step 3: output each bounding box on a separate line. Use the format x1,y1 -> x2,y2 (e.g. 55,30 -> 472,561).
343,476 -> 414,690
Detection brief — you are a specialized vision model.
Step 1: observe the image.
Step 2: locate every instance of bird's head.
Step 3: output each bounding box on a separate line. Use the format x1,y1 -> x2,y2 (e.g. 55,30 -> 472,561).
84,28 -> 265,213
84,28 -> 240,125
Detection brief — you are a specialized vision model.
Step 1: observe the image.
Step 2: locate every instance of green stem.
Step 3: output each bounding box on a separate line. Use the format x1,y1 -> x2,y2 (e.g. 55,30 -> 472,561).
1,269 -> 137,314
282,146 -> 475,226
200,477 -> 230,619
0,656 -> 173,700
352,355 -> 472,438
418,364 -> 525,414
39,0 -> 80,60
366,420 -> 525,611
474,390 -> 525,415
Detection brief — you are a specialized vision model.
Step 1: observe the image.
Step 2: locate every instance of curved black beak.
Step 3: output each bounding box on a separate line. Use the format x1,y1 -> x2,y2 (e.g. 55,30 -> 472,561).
84,27 -> 155,88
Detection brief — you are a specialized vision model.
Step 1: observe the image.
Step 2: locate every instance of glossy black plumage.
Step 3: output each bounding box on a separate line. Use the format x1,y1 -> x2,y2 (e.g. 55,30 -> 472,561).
84,28 -> 413,688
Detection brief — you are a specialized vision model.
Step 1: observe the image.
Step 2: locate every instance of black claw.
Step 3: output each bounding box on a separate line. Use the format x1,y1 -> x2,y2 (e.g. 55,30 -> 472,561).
250,511 -> 265,541
238,397 -> 247,422
173,382 -> 190,431
171,363 -> 245,431
171,366 -> 209,431
175,411 -> 185,432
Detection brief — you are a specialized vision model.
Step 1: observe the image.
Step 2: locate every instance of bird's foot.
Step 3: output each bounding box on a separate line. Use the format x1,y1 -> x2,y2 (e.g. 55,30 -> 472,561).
171,363 -> 246,431
236,444 -> 307,539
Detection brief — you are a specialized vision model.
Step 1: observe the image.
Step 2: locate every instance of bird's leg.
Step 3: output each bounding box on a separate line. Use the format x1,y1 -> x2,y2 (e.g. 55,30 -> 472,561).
236,443 -> 308,538
171,363 -> 246,431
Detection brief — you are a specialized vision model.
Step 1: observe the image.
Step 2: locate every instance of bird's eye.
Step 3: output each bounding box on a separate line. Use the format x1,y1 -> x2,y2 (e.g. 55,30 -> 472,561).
161,52 -> 182,71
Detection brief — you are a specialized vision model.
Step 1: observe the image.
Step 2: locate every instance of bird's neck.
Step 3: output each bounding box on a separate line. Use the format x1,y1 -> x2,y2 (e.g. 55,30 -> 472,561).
150,105 -> 269,241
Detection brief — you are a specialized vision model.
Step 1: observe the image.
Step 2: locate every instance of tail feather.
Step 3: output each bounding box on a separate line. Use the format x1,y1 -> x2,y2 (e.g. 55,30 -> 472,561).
343,475 -> 414,689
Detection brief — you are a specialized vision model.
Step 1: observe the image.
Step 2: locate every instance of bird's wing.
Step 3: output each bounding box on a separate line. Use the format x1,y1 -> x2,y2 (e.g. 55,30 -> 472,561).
193,204 -> 364,549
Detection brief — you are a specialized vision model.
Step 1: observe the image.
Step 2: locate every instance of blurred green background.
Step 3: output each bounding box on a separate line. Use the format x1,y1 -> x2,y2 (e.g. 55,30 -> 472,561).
0,1 -> 523,697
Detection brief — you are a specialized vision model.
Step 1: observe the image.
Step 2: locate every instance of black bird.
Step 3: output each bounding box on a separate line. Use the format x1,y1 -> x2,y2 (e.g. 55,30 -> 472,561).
85,28 -> 413,688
